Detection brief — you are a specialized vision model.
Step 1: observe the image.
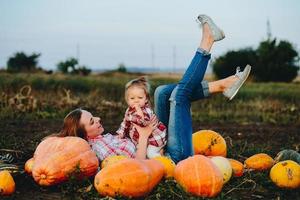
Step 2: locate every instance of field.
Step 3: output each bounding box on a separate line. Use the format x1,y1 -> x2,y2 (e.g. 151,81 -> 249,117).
0,72 -> 299,200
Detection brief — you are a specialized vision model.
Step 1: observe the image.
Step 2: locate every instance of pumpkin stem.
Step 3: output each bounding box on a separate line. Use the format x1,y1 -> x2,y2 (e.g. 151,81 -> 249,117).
40,174 -> 46,179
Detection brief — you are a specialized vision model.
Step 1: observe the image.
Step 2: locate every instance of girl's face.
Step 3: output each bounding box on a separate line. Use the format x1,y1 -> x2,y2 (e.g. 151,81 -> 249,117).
80,110 -> 104,138
126,86 -> 147,107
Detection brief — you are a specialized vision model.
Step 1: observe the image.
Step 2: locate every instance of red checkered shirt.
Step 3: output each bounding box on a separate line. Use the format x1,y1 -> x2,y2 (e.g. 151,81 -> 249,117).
116,105 -> 167,147
87,133 -> 136,161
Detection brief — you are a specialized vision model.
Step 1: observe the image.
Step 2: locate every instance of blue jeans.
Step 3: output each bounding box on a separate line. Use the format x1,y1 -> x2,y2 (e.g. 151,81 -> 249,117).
154,49 -> 211,163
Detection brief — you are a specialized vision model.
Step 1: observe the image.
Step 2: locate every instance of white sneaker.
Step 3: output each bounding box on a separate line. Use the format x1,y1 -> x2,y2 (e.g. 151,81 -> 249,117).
196,14 -> 225,42
223,65 -> 252,100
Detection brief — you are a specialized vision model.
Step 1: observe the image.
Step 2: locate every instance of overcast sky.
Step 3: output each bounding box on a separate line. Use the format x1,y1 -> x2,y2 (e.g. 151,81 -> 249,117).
1,0 -> 300,71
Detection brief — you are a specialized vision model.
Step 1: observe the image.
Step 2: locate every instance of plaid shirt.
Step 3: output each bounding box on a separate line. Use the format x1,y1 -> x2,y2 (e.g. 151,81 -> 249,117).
87,133 -> 136,161
116,105 -> 167,147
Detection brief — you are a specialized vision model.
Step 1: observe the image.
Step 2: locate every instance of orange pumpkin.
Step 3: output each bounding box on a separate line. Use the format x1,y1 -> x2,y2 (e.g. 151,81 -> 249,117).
270,160 -> 300,189
101,155 -> 127,169
32,136 -> 99,186
153,156 -> 176,178
192,130 -> 227,157
0,170 -> 15,196
228,158 -> 244,177
94,158 -> 164,198
174,155 -> 223,197
244,153 -> 274,171
24,157 -> 34,175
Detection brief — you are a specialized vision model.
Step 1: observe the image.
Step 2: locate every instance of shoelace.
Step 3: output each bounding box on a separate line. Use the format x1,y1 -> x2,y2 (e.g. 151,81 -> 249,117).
234,66 -> 242,79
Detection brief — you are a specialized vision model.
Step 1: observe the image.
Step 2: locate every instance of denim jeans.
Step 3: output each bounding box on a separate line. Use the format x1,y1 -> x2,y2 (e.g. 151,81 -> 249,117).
154,49 -> 211,163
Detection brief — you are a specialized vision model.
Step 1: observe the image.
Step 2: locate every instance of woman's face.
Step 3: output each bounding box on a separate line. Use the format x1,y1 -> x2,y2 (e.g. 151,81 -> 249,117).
80,110 -> 104,138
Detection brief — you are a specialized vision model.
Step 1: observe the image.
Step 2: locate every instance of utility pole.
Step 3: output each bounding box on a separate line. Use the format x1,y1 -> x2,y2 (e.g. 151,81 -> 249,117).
151,44 -> 155,71
267,19 -> 272,40
76,43 -> 80,64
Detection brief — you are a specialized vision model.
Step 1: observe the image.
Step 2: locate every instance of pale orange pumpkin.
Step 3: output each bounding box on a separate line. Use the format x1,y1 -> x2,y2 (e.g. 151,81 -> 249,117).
174,155 -> 223,197
228,158 -> 244,177
24,157 -> 34,175
0,170 -> 15,196
192,130 -> 227,157
153,156 -> 176,178
270,160 -> 300,189
244,153 -> 274,171
94,158 -> 164,198
101,155 -> 127,169
210,156 -> 232,183
32,136 -> 99,186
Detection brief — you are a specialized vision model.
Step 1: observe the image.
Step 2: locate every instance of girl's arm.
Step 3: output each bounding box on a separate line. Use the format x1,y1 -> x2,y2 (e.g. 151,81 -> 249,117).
133,116 -> 158,159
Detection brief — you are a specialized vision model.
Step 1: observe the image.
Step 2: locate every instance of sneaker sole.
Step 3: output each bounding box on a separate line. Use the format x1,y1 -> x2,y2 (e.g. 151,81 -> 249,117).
196,16 -> 225,42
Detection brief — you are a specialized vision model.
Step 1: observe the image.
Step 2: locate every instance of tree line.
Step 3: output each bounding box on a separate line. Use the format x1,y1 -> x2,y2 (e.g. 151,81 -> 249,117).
212,38 -> 299,82
3,38 -> 300,82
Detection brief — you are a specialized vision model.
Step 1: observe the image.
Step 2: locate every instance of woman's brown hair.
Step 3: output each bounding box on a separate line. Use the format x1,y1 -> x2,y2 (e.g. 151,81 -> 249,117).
56,108 -> 87,139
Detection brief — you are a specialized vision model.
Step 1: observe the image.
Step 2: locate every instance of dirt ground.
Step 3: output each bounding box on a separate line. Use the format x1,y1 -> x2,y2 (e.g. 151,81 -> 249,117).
0,119 -> 299,200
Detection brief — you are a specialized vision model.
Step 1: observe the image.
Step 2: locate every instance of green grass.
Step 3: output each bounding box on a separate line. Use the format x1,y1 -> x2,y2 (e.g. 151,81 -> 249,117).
1,72 -> 299,125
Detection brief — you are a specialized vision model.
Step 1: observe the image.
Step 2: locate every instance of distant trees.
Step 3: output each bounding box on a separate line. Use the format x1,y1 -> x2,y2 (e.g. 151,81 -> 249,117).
212,39 -> 299,82
116,63 -> 127,73
212,48 -> 257,79
57,57 -> 91,75
7,52 -> 41,73
254,39 -> 299,82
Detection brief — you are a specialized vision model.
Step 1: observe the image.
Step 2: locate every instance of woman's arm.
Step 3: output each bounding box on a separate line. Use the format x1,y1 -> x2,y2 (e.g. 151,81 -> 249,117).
133,116 -> 158,159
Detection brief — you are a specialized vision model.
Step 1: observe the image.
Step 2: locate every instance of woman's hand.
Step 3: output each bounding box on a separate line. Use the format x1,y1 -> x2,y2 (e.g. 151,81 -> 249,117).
133,115 -> 157,139
133,115 -> 158,159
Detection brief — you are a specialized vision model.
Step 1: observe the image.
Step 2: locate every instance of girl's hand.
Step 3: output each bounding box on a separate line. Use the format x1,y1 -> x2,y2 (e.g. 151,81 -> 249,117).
133,104 -> 143,117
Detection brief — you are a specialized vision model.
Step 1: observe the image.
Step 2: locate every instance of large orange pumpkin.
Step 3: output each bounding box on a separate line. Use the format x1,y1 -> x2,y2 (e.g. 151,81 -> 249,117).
174,155 -> 223,197
228,158 -> 244,177
0,170 -> 15,196
94,158 -> 164,198
244,153 -> 274,171
32,136 -> 99,186
192,130 -> 227,157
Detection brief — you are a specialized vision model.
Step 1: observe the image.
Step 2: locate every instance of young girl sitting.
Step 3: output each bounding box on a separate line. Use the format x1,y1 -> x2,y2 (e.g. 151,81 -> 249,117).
116,76 -> 167,158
